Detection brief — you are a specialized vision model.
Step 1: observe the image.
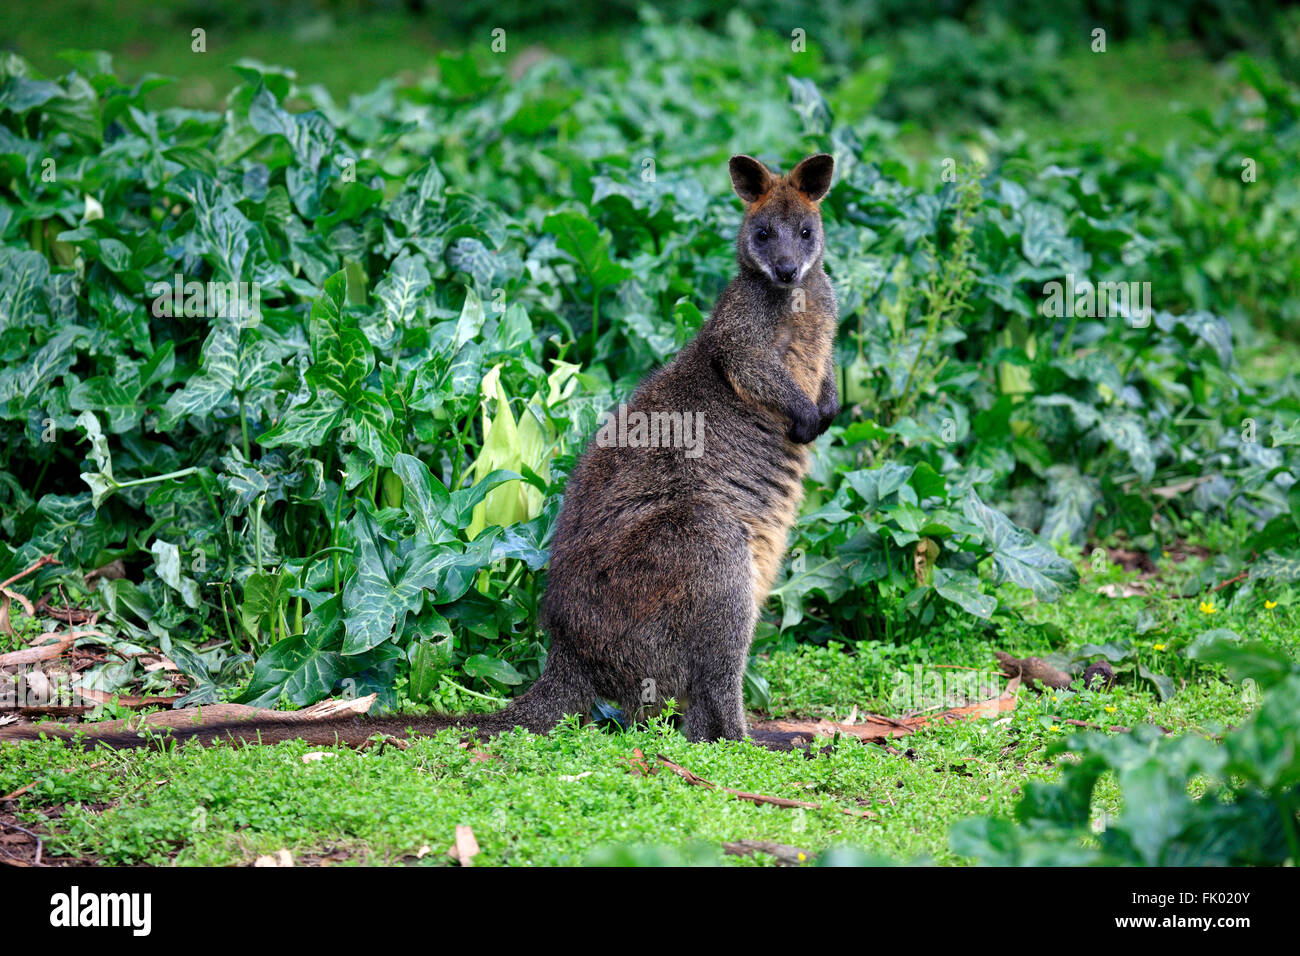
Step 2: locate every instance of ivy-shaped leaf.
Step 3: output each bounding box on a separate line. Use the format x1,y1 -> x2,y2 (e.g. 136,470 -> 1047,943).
963,489 -> 1079,602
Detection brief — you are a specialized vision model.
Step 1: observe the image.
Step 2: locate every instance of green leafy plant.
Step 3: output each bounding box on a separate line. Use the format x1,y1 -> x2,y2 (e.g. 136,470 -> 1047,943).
951,631 -> 1300,865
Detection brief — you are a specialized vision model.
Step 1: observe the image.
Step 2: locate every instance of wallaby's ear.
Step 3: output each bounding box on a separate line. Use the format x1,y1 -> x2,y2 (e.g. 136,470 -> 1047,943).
729,155 -> 774,204
790,153 -> 834,203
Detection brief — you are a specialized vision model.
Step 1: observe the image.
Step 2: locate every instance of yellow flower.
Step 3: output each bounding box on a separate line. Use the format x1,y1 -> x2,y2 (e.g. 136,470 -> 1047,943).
797,852 -> 807,861
1105,706 -> 1117,714
1153,643 -> 1166,651
1199,601 -> 1217,615
1265,600 -> 1278,610
1050,724 -> 1061,732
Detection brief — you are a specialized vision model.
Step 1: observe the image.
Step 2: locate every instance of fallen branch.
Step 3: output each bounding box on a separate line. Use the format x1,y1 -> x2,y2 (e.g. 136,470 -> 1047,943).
0,555 -> 59,591
33,594 -> 97,624
1211,569 -> 1250,592
655,755 -> 874,818
0,629 -> 104,667
1050,716 -> 1172,736
0,556 -> 62,621
0,693 -> 378,740
0,589 -> 32,620
751,677 -> 1020,745
5,706 -> 88,719
627,747 -> 654,776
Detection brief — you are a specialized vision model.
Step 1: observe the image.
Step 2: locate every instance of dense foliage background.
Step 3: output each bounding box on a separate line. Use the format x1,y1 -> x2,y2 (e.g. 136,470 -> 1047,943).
1,8 -> 1297,724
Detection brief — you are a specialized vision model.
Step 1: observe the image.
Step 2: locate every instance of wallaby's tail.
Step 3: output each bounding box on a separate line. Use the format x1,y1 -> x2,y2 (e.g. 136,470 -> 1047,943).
454,640 -> 593,736
0,644 -> 594,751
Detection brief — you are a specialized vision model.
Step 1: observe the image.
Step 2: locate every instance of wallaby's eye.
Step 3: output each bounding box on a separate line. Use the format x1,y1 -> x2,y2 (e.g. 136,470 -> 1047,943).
801,228 -> 812,239
755,228 -> 768,242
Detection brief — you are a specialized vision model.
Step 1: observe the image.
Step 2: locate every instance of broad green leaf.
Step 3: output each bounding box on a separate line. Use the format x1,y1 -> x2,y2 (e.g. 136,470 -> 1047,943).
258,393 -> 345,449
743,656 -> 771,710
1039,464 -> 1100,546
237,596 -> 349,707
962,489 -> 1079,602
1188,629 -> 1293,688
240,570 -> 289,638
933,567 -> 996,619
374,251 -> 431,328
149,539 -> 201,609
1251,551 -> 1300,583
1097,412 -> 1155,482
543,210 -> 632,291
463,653 -> 524,686
408,632 -> 454,701
453,287 -> 487,352
771,553 -> 850,630
159,324 -> 239,428
392,452 -> 454,542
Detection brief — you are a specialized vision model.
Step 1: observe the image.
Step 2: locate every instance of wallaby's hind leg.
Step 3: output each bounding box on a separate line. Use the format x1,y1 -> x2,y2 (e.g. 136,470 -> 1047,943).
683,582 -> 755,743
549,506 -> 758,743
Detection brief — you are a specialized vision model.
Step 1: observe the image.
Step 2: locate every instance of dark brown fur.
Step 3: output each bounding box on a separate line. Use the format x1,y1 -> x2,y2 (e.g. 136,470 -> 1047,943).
7,154 -> 839,752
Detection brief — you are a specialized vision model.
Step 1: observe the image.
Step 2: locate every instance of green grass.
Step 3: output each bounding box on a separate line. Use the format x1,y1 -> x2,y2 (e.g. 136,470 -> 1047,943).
0,1 -> 626,108
1004,35 -> 1231,147
4,538 -> 1292,866
0,0 -> 1240,149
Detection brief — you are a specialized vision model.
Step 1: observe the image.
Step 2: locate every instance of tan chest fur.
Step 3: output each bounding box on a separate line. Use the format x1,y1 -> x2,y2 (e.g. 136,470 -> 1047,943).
745,306 -> 833,608
775,306 -> 833,400
744,456 -> 807,609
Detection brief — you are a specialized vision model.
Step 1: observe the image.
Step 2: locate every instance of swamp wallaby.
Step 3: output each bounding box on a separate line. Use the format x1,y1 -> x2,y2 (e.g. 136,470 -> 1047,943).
6,153 -> 839,751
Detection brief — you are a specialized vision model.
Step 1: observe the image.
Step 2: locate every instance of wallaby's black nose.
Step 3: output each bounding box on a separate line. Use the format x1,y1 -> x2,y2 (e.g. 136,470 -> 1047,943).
775,262 -> 797,283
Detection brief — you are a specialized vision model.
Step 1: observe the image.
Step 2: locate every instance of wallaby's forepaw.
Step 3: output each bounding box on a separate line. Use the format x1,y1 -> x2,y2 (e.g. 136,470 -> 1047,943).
787,407 -> 822,444
816,396 -> 839,434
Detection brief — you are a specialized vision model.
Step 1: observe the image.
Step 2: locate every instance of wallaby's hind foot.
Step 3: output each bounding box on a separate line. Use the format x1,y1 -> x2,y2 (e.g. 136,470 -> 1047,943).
684,696 -> 748,743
